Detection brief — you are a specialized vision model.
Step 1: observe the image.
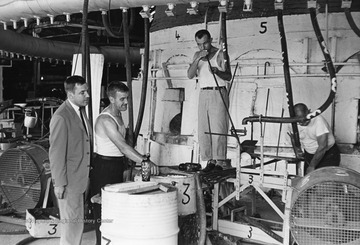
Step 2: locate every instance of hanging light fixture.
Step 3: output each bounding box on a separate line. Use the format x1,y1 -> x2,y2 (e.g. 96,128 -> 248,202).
307,0 -> 317,9
243,0 -> 253,12
341,0 -> 352,8
47,14 -> 54,24
187,1 -> 198,15
218,0 -> 228,13
34,16 -> 40,25
140,5 -> 151,18
274,0 -> 284,10
1,21 -> 7,30
63,13 -> 71,22
10,19 -> 17,29
165,3 -> 176,17
21,18 -> 28,28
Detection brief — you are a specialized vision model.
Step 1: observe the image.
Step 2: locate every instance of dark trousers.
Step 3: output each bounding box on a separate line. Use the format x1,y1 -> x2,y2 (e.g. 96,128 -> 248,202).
89,154 -> 127,245
304,144 -> 340,173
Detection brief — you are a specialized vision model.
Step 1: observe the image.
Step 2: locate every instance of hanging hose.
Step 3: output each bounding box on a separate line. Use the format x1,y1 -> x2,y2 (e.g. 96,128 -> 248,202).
308,7 -> 337,116
334,51 -> 360,73
81,0 -> 93,126
86,35 -> 93,125
102,11 -> 121,38
195,173 -> 206,245
243,8 -> 337,125
101,8 -> 136,39
220,11 -> 231,76
122,8 -> 135,147
81,0 -> 89,78
277,10 -> 301,148
134,17 -> 150,144
345,8 -> 360,38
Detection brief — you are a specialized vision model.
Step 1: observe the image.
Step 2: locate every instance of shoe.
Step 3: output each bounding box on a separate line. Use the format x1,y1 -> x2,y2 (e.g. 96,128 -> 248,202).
214,165 -> 223,171
202,160 -> 216,172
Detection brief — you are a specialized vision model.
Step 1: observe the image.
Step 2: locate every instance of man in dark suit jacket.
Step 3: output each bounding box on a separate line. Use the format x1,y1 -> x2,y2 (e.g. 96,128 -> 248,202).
49,75 -> 92,245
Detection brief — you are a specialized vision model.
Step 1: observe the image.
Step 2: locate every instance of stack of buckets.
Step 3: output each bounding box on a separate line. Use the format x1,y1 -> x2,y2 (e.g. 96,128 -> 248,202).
101,181 -> 179,245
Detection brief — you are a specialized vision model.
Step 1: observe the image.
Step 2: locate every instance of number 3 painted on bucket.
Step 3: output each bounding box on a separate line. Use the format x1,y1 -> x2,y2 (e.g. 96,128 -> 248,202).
48,224 -> 57,235
182,183 -> 190,205
248,226 -> 253,238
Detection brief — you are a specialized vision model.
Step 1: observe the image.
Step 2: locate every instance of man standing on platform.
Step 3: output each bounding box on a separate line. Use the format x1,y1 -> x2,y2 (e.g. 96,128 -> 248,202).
187,29 -> 232,171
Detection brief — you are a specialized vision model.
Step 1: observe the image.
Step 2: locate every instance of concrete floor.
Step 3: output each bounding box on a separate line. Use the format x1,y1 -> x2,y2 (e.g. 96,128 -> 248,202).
0,221 -> 270,245
0,223 -> 96,245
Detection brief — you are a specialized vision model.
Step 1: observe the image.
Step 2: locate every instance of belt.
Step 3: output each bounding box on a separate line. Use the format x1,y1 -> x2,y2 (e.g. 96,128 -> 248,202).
201,86 -> 226,90
94,153 -> 125,161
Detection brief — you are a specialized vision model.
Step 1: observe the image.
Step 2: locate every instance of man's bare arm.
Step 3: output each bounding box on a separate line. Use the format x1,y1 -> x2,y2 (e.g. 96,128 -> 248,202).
306,133 -> 328,174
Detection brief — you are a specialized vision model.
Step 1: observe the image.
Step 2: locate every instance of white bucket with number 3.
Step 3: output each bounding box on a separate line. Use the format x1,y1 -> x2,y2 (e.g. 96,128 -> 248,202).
101,181 -> 179,245
151,174 -> 196,216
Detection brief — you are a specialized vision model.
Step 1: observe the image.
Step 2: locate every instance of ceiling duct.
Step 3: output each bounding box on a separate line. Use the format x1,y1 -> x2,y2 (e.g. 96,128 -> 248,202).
0,28 -> 141,64
0,0 -> 219,25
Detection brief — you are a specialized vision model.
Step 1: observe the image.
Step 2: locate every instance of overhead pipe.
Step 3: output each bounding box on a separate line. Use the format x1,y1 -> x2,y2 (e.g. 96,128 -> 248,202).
0,0 -> 218,24
134,17 -> 150,144
0,28 -> 141,64
122,8 -> 135,147
243,8 -> 337,125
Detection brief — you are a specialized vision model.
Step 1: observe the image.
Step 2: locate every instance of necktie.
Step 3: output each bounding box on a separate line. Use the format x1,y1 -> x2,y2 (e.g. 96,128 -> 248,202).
79,107 -> 88,135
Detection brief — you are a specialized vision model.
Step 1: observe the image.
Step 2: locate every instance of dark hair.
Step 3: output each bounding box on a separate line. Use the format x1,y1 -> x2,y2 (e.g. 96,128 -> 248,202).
107,81 -> 129,98
64,75 -> 86,92
294,103 -> 308,112
195,29 -> 211,40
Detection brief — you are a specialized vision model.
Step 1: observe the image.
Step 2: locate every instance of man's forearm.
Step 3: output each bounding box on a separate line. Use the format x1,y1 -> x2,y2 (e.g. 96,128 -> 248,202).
187,57 -> 201,79
309,148 -> 327,168
122,145 -> 146,163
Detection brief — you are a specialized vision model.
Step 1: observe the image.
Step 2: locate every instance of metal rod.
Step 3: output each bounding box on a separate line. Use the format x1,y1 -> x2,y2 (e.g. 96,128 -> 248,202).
227,62 -> 238,95
276,108 -> 285,157
146,73 -> 360,81
206,57 -> 241,148
262,88 -> 270,138
150,62 -> 359,71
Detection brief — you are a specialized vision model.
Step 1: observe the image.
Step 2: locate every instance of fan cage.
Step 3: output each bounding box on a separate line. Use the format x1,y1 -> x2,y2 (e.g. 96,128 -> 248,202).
0,144 -> 49,213
290,167 -> 360,245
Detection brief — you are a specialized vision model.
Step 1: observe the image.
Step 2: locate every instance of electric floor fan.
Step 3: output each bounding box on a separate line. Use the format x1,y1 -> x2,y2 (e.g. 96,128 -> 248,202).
290,166 -> 360,245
